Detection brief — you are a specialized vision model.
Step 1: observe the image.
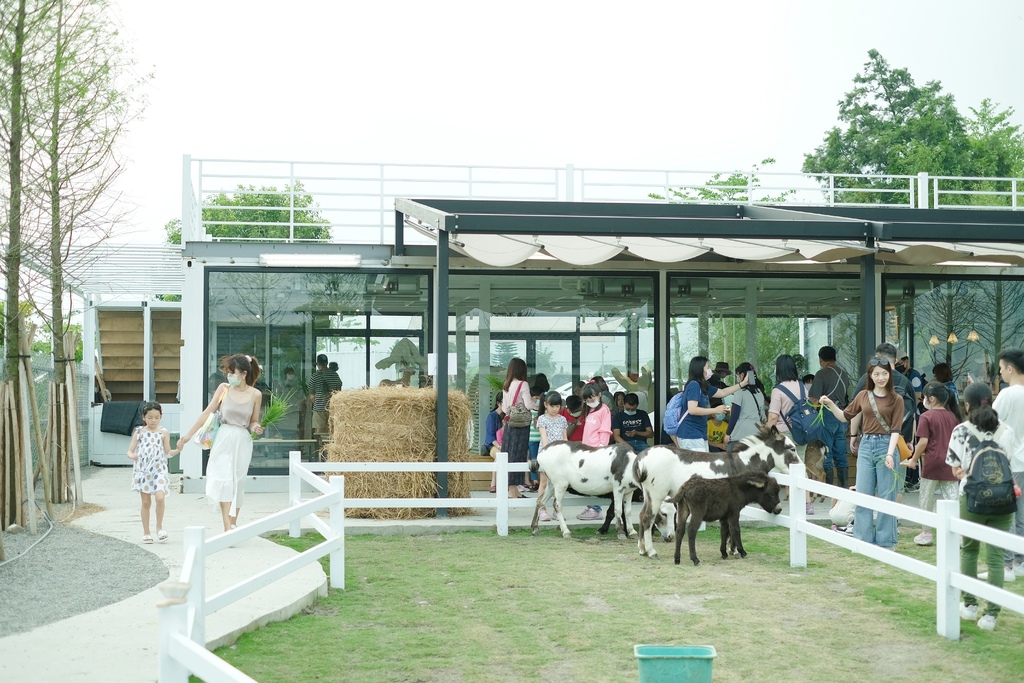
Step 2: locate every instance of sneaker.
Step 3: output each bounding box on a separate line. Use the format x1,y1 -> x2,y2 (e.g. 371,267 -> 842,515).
913,531 -> 933,546
842,525 -> 855,536
576,506 -> 603,521
978,567 -> 1016,582
978,615 -> 997,631
538,508 -> 551,522
904,483 -> 920,493
805,502 -> 815,515
960,603 -> 978,620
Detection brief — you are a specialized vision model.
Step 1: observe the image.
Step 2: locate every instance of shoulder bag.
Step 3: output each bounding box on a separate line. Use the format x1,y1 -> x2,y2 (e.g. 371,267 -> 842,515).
194,387 -> 227,450
865,392 -> 912,460
504,382 -> 533,429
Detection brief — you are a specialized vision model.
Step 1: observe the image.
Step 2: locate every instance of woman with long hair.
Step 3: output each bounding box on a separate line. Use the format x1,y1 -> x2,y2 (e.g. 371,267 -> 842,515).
575,381 -> 614,521
178,354 -> 265,532
946,381 -> 1018,631
904,381 -> 962,546
767,354 -> 818,514
674,356 -> 748,451
724,362 -> 766,451
821,357 -> 903,548
501,357 -> 537,499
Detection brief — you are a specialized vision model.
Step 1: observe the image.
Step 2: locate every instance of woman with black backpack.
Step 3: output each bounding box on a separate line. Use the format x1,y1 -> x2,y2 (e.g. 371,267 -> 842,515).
946,381 -> 1019,632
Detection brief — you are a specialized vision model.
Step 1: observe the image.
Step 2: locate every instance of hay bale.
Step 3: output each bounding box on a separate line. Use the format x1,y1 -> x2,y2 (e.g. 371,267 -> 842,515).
324,387 -> 476,519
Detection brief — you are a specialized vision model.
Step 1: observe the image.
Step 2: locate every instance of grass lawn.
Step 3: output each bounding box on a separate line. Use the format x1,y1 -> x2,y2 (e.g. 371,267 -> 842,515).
205,525 -> 1024,683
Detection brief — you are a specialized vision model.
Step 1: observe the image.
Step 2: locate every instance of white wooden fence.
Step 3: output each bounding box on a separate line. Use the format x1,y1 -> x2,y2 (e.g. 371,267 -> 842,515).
156,456 -> 1024,681
157,453 -> 344,682
765,464 -> 1024,640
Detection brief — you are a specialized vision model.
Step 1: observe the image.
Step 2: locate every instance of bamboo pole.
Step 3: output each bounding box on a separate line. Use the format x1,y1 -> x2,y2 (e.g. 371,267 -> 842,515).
21,327 -> 53,519
17,327 -> 38,535
0,384 -> 9,529
64,331 -> 83,502
8,383 -> 24,528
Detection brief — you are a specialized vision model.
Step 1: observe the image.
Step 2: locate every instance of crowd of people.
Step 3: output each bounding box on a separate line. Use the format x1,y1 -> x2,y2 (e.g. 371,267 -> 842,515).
495,343 -> 1023,632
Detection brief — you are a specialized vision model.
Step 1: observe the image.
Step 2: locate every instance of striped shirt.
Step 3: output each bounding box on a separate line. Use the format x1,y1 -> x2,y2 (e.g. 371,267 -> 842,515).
307,369 -> 342,410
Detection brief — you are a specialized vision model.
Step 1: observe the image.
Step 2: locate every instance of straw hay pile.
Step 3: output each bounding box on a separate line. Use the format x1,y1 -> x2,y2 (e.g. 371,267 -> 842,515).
323,386 -> 475,519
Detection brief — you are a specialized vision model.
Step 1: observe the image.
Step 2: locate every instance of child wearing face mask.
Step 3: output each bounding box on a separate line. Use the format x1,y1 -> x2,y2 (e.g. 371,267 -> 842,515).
563,395 -> 585,441
707,411 -> 728,452
577,383 -> 612,520
904,381 -> 962,546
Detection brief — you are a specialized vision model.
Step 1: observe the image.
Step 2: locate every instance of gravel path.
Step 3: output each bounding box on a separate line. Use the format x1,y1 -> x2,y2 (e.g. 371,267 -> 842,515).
0,519 -> 167,638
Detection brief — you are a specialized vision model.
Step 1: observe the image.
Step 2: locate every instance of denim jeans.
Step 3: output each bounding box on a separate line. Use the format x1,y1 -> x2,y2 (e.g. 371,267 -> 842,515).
854,434 -> 899,547
820,411 -> 848,470
961,496 -> 1014,617
627,439 -> 649,453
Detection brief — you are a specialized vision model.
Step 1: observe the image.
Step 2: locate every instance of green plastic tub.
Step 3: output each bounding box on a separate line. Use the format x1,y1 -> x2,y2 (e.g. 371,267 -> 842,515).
634,644 -> 717,683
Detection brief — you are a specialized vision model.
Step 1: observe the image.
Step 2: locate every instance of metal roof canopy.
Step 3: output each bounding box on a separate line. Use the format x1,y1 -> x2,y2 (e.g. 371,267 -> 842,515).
395,198 -> 1024,505
395,198 -> 1024,241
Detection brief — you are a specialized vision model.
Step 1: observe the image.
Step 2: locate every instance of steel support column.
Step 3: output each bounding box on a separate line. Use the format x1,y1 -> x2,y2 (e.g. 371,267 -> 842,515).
860,236 -> 880,367
434,228 -> 450,514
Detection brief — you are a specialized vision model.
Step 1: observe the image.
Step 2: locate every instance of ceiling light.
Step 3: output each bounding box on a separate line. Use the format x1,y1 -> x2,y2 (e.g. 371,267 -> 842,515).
259,253 -> 362,267
928,335 -> 940,346
947,332 -> 958,343
967,329 -> 980,342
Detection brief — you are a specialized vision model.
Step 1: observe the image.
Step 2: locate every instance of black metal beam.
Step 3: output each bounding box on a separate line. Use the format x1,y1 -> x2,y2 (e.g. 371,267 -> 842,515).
444,214 -> 874,240
407,198 -> 742,220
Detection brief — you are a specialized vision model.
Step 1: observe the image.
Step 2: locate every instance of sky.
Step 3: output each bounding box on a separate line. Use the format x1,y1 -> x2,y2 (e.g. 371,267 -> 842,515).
109,0 -> 1024,243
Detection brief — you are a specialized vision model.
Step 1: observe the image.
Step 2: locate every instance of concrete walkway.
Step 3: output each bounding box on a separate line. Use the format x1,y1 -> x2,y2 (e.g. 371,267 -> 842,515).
0,465 -> 887,682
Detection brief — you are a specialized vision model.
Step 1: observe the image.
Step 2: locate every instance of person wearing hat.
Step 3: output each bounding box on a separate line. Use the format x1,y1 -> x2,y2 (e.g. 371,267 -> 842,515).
709,361 -> 730,409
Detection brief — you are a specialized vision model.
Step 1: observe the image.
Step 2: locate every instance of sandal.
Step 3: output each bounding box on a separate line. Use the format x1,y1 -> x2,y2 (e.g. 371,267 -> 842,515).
157,529 -> 168,542
488,486 -> 497,493
142,534 -> 153,544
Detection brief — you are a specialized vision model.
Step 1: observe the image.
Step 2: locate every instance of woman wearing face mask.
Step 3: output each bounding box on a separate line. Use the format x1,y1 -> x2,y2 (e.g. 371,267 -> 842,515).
766,354 -> 818,515
675,356 -> 748,451
179,354 -> 265,532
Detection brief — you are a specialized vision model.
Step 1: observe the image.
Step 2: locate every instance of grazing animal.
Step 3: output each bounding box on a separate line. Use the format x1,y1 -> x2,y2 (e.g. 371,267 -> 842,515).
529,441 -> 674,540
672,470 -> 783,566
632,425 -> 799,558
803,440 -> 828,503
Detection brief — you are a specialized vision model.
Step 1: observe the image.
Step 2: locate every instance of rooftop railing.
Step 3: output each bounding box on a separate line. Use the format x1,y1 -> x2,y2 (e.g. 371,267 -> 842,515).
180,157 -> 1024,245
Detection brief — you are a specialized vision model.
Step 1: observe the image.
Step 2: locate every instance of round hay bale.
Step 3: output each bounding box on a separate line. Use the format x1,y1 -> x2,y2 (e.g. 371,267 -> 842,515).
325,387 -> 475,518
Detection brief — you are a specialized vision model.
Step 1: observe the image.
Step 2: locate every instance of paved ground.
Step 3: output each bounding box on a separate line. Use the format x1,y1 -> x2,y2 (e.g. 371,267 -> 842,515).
0,465 -> 890,682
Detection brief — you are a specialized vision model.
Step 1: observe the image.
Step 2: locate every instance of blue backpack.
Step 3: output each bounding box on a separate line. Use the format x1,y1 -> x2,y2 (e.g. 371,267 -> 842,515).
776,383 -> 825,446
663,391 -> 687,435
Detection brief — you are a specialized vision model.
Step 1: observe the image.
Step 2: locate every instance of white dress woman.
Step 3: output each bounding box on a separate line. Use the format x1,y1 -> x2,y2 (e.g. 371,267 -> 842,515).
180,354 -> 264,532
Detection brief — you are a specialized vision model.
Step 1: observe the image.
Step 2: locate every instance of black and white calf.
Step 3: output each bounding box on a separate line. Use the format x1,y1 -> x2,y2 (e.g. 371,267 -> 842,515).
529,441 -> 673,540
672,469 -> 783,566
632,425 -> 799,558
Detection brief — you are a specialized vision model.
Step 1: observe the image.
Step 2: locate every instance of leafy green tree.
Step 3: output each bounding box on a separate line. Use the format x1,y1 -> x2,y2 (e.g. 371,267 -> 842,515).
803,50 -> 1023,206
650,158 -> 795,204
166,182 -> 331,243
492,341 -> 518,369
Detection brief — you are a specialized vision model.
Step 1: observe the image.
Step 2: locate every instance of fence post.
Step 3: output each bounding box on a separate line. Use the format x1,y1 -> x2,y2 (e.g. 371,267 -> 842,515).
496,450 -> 509,536
935,499 -> 961,640
329,475 -> 346,590
184,526 -> 206,647
788,463 -> 807,568
917,172 -> 929,208
289,451 -> 302,538
157,580 -> 192,683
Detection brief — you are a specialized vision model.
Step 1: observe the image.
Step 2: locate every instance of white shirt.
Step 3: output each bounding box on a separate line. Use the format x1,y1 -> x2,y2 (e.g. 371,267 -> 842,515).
992,384 -> 1024,472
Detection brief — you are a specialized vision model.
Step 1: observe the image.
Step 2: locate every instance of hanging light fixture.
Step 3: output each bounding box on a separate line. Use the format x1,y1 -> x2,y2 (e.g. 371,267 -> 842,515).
947,332 -> 959,343
967,329 -> 980,342
928,335 -> 940,346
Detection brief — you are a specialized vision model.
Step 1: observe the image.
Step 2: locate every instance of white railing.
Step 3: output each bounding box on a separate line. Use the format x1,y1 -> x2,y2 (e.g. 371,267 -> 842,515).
767,464 -> 1024,640
157,451 -> 344,682
184,157 -> 1024,245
